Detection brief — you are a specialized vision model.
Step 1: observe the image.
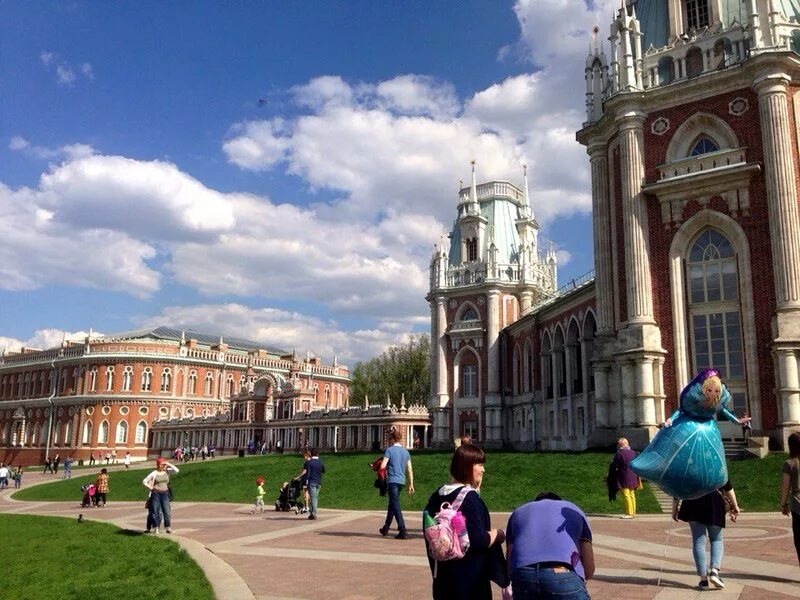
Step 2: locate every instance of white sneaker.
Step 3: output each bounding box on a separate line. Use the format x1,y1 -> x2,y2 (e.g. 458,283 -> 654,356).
708,569 -> 725,589
154,527 -> 160,535
621,514 -> 635,519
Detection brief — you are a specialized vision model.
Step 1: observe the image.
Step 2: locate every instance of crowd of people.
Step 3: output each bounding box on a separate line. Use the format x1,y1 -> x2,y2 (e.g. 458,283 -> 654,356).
172,444 -> 216,462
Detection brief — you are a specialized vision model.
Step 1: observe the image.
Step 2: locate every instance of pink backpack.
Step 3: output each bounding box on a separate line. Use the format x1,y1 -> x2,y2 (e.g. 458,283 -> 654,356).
424,485 -> 472,564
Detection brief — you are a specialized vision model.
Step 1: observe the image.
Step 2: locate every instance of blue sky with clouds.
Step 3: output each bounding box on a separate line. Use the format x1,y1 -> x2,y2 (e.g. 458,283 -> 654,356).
0,1 -> 609,364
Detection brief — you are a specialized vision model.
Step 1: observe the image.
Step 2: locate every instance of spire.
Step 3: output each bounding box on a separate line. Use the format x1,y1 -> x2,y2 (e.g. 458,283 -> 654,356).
218,335 -> 224,346
462,160 -> 480,215
523,164 -> 534,220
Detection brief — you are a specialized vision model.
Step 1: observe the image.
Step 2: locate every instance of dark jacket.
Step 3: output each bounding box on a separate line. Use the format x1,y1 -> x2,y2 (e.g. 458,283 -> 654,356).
613,446 -> 639,490
424,486 -> 504,600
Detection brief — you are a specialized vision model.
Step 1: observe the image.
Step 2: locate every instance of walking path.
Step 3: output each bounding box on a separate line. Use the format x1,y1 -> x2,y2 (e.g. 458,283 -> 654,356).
1,473 -> 798,599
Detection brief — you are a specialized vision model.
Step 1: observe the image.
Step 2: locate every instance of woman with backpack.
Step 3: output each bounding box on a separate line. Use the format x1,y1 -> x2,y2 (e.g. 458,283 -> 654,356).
423,444 -> 506,599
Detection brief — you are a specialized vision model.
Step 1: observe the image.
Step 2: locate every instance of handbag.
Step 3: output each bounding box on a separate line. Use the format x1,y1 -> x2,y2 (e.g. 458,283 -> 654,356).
145,495 -> 152,510
168,484 -> 174,501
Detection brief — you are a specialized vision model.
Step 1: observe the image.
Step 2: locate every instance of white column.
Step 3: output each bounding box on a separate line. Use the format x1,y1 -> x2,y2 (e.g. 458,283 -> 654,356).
755,74 -> 800,309
589,143 -> 614,333
431,296 -> 450,408
778,349 -> 800,424
593,364 -> 610,428
636,358 -> 657,426
621,362 -> 636,426
617,112 -> 654,324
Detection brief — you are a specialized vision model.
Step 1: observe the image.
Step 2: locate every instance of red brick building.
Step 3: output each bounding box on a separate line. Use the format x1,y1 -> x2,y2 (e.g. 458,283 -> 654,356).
429,1 -> 800,451
0,327 -> 351,465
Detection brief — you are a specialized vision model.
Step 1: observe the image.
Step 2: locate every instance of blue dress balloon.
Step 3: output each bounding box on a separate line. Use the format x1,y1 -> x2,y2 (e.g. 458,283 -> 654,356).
630,369 -> 743,500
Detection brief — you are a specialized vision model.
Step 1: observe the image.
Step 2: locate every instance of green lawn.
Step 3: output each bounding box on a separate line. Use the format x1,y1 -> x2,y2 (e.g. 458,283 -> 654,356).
13,450 -> 786,514
0,514 -> 214,600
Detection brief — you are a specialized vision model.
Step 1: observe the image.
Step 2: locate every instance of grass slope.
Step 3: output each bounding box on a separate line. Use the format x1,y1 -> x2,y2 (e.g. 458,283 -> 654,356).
0,514 -> 214,600
13,451 -> 786,514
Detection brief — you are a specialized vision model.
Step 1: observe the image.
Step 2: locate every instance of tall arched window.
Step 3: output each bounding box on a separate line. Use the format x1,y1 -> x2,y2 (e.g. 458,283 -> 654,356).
89,367 -> 98,392
160,368 -> 171,392
135,420 -> 147,444
204,372 -> 213,395
83,421 -> 93,444
188,370 -> 197,394
116,421 -> 128,444
105,366 -> 115,391
122,366 -> 133,391
141,367 -> 152,392
462,365 -> 477,397
64,420 -> 72,446
227,374 -> 235,397
687,229 -> 746,409
98,420 -> 109,444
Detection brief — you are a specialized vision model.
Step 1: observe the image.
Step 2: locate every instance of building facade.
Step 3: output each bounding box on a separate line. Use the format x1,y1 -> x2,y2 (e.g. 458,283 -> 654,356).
0,327 -> 352,465
429,0 -> 800,452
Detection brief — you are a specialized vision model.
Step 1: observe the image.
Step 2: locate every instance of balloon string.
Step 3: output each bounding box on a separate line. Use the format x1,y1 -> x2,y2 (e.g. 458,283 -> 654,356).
657,517 -> 677,587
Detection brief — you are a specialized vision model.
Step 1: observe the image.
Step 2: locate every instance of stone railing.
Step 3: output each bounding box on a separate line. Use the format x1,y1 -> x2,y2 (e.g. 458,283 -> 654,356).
445,261 -> 555,289
458,181 -> 524,205
657,147 -> 746,181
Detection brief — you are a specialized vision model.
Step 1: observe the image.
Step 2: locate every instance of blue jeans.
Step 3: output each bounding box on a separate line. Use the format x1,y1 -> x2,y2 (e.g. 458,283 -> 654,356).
308,483 -> 320,516
512,565 -> 590,599
384,483 -> 406,531
149,491 -> 172,529
688,521 -> 723,576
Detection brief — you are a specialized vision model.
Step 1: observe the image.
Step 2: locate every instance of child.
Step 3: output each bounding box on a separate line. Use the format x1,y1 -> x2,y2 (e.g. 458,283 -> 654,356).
250,476 -> 266,514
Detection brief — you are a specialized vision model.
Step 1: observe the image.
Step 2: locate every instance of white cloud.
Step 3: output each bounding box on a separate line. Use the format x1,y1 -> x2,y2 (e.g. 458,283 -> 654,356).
0,183 -> 160,297
139,303 -> 414,364
222,119 -> 290,170
56,65 -> 76,85
0,329 -> 98,353
38,155 -> 237,242
10,136 -> 96,161
39,50 -> 94,85
375,75 -> 459,118
40,51 -> 55,67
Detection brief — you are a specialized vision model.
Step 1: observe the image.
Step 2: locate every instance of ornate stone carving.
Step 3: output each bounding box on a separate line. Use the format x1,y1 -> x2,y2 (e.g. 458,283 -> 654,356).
728,97 -> 749,117
651,117 -> 670,135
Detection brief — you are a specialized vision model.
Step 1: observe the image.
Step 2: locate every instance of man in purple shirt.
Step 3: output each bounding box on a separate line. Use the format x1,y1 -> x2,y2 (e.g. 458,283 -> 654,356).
506,492 -> 595,599
613,437 -> 640,519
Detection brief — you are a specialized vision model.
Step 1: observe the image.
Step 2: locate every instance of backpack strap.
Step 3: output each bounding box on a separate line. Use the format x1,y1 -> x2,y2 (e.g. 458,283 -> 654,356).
450,485 -> 472,512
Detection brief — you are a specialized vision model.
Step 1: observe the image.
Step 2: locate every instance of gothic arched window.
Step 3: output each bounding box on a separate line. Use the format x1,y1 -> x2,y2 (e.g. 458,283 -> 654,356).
687,229 -> 745,409
690,137 -> 719,156
461,307 -> 479,321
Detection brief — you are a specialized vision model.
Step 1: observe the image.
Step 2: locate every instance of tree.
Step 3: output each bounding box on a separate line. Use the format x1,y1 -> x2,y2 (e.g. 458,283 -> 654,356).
350,334 -> 431,407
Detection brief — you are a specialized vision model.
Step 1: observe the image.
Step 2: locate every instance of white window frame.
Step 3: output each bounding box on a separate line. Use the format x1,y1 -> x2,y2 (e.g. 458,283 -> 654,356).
116,420 -> 128,444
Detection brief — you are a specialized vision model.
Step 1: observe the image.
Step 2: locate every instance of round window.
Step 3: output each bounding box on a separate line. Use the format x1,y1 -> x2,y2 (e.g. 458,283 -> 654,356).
139,406 -> 149,415
119,406 -> 129,415
57,408 -> 64,417
86,406 -> 95,416
101,405 -> 111,415
159,407 -> 168,417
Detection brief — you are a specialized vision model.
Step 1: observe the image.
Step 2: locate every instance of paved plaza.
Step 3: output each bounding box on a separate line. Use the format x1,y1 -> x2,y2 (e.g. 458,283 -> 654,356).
1,469 -> 798,600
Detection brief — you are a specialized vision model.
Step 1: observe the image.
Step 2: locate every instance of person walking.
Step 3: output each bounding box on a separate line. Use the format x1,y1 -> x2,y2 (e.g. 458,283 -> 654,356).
63,456 -> 73,479
506,492 -> 595,599
123,452 -> 131,470
43,458 -> 53,474
52,454 -> 60,474
780,431 -> 800,566
143,457 -> 179,534
612,438 -> 639,519
89,452 -> 96,466
250,476 -> 266,514
12,466 -> 23,489
672,480 -> 740,589
295,448 -> 325,520
423,444 -> 506,600
0,463 -> 9,489
379,429 -> 415,539
111,449 -> 117,464
94,468 -> 110,507
104,451 -> 111,465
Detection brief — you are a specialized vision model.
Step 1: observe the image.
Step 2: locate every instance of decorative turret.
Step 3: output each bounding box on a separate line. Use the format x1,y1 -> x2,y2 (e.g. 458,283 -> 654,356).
585,26 -> 608,123
609,0 -> 642,93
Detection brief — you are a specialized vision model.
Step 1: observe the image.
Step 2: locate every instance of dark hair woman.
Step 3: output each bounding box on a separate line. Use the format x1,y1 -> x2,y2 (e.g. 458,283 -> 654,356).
423,444 -> 506,599
781,431 -> 800,566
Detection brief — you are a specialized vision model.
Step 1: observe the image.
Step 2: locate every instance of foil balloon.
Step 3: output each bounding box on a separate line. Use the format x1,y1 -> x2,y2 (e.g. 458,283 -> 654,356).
630,369 -> 739,500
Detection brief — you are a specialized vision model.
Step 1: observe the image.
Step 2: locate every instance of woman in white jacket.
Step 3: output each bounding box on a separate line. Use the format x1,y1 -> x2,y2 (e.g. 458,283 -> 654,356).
143,457 -> 179,534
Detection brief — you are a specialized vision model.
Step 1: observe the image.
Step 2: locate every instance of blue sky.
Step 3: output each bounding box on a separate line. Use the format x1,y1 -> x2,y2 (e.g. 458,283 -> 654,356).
0,1 -> 607,363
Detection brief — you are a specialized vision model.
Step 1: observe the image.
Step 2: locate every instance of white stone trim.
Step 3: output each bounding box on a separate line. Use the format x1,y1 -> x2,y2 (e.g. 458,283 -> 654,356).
665,111 -> 740,163
668,209 -> 761,428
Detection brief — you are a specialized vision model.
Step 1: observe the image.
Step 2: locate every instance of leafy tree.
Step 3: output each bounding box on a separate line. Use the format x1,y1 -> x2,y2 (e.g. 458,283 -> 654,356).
350,334 -> 431,407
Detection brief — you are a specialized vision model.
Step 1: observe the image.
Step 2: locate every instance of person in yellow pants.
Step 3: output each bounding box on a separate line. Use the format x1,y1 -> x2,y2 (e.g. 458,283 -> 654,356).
613,438 -> 639,518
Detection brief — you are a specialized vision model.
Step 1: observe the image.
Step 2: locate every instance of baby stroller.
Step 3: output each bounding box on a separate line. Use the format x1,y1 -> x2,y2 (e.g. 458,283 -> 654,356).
274,479 -> 305,513
80,483 -> 96,508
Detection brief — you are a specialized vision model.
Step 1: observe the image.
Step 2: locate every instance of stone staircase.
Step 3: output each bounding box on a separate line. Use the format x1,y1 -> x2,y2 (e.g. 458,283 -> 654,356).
723,438 -> 749,459
649,485 -> 674,513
